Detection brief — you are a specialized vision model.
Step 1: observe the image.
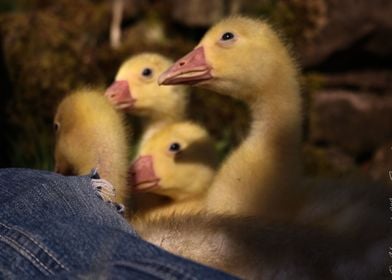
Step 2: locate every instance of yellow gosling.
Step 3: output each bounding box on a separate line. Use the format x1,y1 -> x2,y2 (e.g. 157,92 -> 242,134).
54,88 -> 131,206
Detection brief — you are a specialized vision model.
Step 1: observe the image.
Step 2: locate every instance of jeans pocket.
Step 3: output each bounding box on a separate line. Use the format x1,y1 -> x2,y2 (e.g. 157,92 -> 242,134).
0,222 -> 69,277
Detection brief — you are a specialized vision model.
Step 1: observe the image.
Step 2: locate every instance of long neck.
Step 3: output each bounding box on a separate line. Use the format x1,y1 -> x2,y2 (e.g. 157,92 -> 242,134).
206,76 -> 303,220
148,108 -> 185,125
139,111 -> 185,149
140,108 -> 185,145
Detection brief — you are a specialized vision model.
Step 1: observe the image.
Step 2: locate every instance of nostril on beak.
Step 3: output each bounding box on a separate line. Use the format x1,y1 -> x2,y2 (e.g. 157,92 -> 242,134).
179,61 -> 185,66
110,93 -> 116,98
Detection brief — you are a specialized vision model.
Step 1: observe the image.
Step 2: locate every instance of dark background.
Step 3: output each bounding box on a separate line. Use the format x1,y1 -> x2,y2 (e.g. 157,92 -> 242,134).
0,0 -> 391,185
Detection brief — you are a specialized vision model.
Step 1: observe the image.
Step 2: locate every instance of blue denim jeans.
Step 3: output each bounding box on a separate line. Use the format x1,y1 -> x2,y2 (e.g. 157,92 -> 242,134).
0,168 -> 236,279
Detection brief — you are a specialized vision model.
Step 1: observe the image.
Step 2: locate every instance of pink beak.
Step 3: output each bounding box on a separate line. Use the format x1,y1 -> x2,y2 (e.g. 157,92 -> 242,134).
158,46 -> 212,86
105,80 -> 136,110
129,155 -> 160,192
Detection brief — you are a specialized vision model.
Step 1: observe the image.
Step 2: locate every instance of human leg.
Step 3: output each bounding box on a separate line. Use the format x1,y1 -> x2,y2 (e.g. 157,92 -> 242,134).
0,168 -> 235,279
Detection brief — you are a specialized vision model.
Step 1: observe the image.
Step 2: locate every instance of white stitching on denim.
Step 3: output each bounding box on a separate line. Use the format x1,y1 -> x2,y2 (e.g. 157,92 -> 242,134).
112,260 -> 198,280
0,235 -> 53,276
0,222 -> 69,271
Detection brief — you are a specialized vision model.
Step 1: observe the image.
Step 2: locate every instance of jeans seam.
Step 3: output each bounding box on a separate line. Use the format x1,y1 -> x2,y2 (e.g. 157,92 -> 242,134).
0,222 -> 69,271
112,261 -> 176,280
0,235 -> 53,276
112,260 -> 199,280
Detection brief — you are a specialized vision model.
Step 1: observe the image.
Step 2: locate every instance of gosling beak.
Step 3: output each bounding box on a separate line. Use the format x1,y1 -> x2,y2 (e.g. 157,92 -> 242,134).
158,46 -> 212,86
105,80 -> 136,110
129,155 -> 160,192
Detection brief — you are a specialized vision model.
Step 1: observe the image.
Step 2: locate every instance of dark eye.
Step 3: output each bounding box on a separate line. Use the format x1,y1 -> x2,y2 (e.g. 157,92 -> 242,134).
53,122 -> 60,132
141,68 -> 153,77
221,32 -> 235,41
168,142 -> 181,153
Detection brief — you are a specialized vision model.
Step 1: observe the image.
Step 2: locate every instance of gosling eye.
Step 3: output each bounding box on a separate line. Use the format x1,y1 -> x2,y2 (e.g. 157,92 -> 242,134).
141,67 -> 153,77
220,32 -> 235,41
53,122 -> 60,132
168,142 -> 181,153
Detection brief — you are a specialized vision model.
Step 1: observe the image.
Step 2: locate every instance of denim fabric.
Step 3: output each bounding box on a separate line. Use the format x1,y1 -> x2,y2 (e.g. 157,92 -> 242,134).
0,168 -> 236,279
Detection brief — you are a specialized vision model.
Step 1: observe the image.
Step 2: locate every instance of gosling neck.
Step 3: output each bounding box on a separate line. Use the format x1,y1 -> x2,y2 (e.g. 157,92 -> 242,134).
140,108 -> 185,145
143,106 -> 185,129
207,77 -> 303,219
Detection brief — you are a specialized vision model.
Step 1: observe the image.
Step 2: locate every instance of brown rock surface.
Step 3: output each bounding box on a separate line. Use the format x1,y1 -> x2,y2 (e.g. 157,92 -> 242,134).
303,145 -> 356,177
288,0 -> 392,67
309,90 -> 392,157
170,0 -> 224,27
367,142 -> 392,185
323,70 -> 392,93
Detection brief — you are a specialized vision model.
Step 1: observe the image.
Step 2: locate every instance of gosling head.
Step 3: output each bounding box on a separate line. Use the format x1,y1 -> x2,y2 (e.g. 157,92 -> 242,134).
159,16 -> 296,102
106,53 -> 187,119
54,89 -> 106,175
129,122 -> 218,201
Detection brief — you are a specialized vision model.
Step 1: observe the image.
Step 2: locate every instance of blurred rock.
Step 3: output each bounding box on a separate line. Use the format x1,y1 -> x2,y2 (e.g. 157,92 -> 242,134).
123,0 -> 144,20
170,0 -> 224,26
323,147 -> 356,173
303,144 -> 356,177
324,70 -> 392,93
285,0 -> 392,67
122,20 -> 167,47
309,90 -> 392,157
367,142 -> 392,186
